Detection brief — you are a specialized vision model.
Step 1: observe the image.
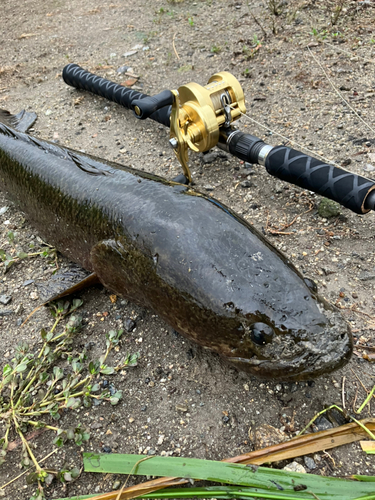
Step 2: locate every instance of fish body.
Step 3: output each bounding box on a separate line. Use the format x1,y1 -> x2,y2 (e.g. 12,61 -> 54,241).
0,112 -> 352,380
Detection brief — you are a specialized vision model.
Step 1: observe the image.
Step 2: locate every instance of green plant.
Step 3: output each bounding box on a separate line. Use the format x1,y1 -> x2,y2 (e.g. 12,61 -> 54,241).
0,299 -> 139,499
78,453 -> 375,500
252,34 -> 261,46
210,45 -> 221,54
331,0 -> 347,26
310,27 -> 329,40
188,16 -> 194,27
0,235 -> 57,273
267,0 -> 284,16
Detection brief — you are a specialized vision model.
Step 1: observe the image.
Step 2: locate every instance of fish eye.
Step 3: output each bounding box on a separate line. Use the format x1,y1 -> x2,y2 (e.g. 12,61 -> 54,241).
304,277 -> 318,293
250,322 -> 275,345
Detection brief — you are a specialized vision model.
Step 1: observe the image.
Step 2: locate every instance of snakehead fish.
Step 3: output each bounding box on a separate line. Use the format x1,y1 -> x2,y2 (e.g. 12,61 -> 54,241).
0,110 -> 352,381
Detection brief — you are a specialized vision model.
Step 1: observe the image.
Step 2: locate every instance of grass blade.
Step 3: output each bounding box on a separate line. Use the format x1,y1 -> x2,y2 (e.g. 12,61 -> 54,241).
83,453 -> 375,500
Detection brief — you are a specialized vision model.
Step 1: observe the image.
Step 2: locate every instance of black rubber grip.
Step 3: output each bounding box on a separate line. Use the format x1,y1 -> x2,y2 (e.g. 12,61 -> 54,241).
62,64 -> 171,127
266,145 -> 375,214
132,90 -> 174,120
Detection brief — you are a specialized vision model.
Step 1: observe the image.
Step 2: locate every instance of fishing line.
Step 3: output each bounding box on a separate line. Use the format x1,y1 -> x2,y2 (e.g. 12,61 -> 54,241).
230,104 -> 340,167
307,47 -> 375,136
319,38 -> 375,66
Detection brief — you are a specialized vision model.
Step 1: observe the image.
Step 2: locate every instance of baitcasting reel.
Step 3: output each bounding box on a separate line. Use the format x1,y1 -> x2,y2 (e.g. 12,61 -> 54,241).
129,72 -> 246,181
166,73 -> 246,182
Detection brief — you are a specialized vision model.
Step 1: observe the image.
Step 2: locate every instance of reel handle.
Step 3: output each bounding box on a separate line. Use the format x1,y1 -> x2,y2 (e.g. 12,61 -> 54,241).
62,64 -> 171,127
132,90 -> 174,120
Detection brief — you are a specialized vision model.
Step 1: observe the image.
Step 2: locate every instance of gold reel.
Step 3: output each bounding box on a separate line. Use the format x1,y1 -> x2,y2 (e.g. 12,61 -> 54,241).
169,72 -> 246,182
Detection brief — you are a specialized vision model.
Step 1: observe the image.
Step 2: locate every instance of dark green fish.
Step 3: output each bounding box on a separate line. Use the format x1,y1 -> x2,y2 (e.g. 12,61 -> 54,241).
0,110 -> 352,381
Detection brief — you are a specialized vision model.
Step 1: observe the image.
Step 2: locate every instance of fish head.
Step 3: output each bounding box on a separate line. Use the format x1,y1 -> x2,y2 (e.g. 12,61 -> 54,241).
224,279 -> 353,381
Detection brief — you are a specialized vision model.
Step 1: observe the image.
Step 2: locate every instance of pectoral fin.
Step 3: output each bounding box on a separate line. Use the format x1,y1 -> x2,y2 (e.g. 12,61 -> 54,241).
36,265 -> 101,304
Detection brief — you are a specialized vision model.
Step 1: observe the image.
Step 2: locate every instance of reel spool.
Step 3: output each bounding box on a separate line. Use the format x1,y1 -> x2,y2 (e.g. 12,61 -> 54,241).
169,72 -> 246,182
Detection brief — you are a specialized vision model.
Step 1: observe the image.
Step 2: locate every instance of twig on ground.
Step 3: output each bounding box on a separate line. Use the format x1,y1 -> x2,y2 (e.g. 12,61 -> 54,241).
172,33 -> 180,60
0,448 -> 58,491
265,203 -> 314,235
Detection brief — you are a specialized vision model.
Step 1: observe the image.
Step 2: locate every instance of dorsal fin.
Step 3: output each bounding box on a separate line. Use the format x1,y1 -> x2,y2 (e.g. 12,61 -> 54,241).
0,109 -> 37,132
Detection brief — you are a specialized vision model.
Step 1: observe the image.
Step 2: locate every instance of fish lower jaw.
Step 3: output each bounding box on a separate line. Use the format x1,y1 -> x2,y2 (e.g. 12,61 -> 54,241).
226,342 -> 352,381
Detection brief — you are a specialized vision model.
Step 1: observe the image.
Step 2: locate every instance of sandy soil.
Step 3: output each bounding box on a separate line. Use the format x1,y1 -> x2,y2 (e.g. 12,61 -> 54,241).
0,0 -> 375,498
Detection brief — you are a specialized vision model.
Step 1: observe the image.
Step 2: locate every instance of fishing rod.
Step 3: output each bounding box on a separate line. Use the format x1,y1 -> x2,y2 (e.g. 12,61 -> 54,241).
62,63 -> 375,215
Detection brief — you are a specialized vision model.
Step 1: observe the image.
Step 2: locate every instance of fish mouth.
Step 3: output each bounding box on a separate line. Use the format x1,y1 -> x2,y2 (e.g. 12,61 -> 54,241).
226,325 -> 353,382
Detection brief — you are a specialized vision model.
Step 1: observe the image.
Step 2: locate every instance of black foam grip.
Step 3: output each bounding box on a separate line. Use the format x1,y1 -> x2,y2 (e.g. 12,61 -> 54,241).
266,145 -> 375,214
62,64 -> 171,127
132,90 -> 174,119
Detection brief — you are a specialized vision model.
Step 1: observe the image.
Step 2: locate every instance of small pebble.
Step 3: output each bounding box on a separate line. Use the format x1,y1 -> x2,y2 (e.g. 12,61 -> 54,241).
124,318 -> 136,332
201,152 -> 218,164
0,310 -> 12,316
123,50 -> 138,57
22,279 -> 34,287
314,416 -> 333,432
359,271 -> 375,281
283,462 -> 306,473
0,295 -> 11,305
176,404 -> 188,412
240,180 -> 252,188
303,456 -> 316,469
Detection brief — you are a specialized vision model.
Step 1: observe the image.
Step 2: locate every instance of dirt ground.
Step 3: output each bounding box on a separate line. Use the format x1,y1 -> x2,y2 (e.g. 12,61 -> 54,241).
0,0 -> 375,498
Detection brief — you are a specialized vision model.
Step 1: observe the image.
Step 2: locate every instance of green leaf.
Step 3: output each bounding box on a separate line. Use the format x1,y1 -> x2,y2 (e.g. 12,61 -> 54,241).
89,360 -> 100,375
4,259 -> 15,272
100,365 -> 115,375
53,434 -> 65,448
74,426 -> 90,446
72,361 -> 83,374
26,471 -> 39,484
83,396 -> 92,408
109,390 -> 122,406
53,366 -> 64,380
71,298 -> 83,311
82,454 -> 375,500
16,362 -> 28,373
7,231 -> 14,244
39,372 -> 49,383
49,404 -> 60,421
127,352 -> 139,367
3,363 -> 12,378
66,397 -> 81,409
0,249 -> 6,261
17,251 -> 28,259
66,428 -> 75,440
